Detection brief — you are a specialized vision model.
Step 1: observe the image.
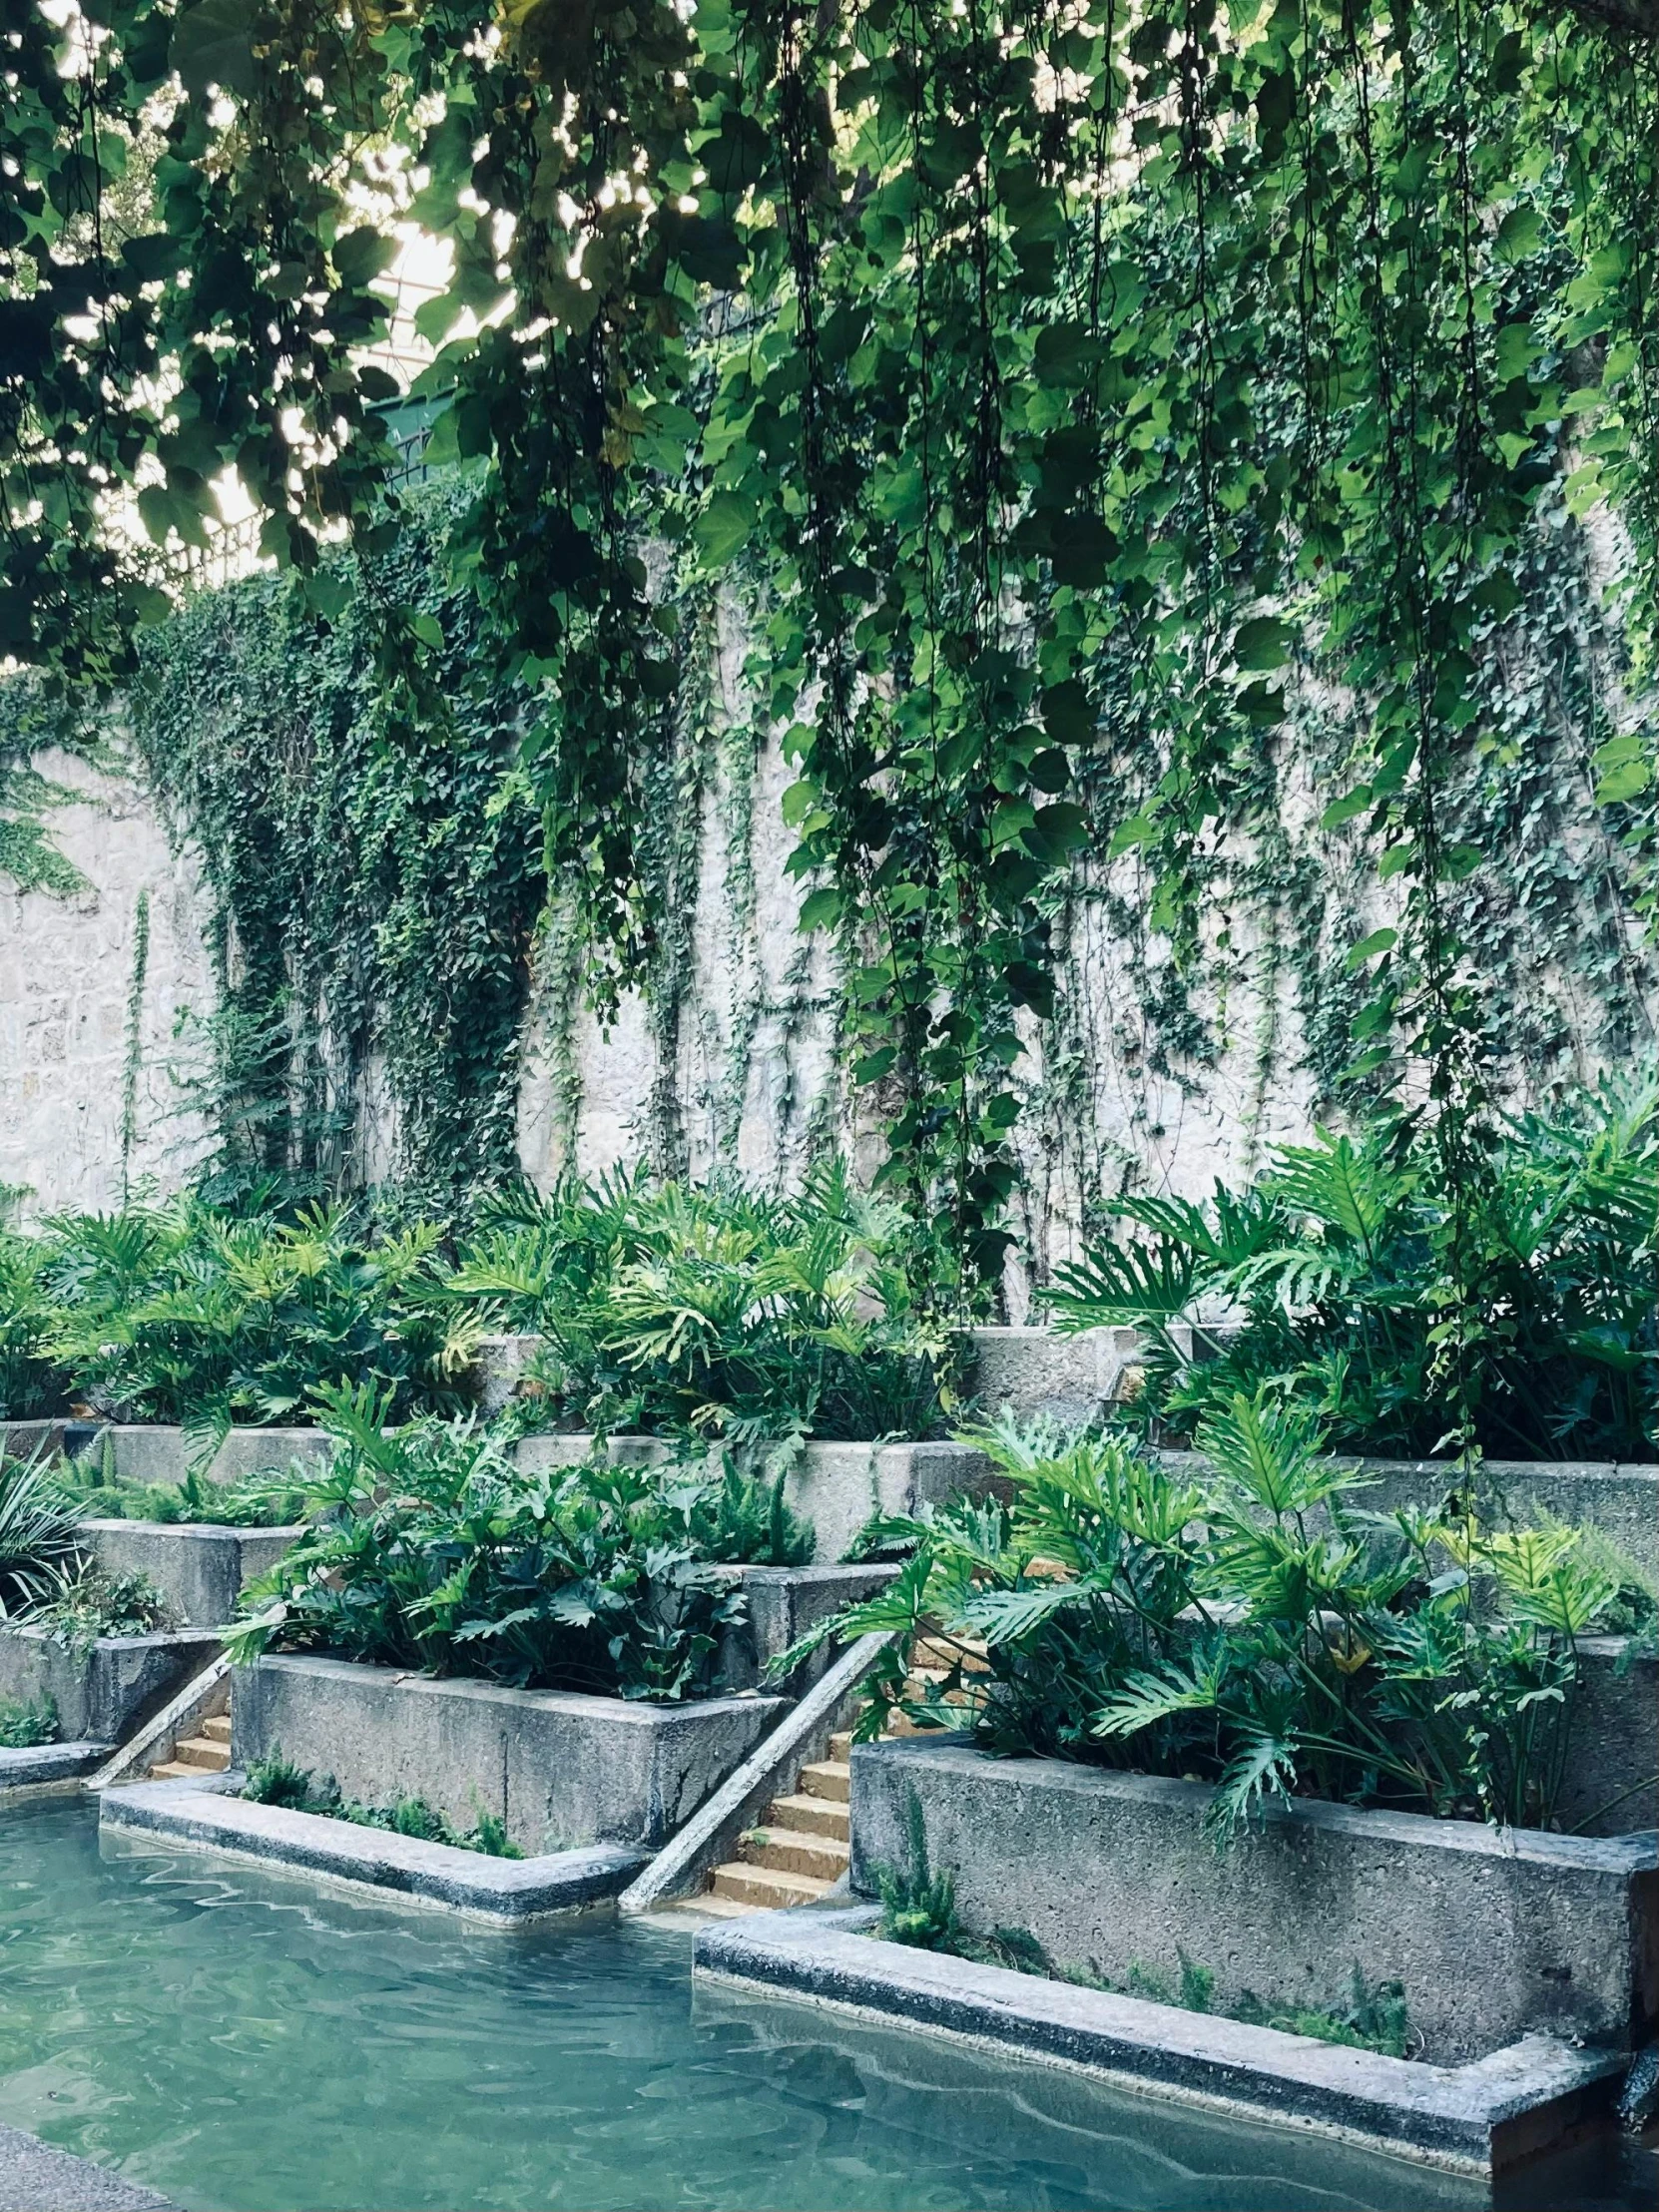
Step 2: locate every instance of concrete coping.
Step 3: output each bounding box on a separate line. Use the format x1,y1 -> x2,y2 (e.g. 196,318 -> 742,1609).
0,1740 -> 112,1794
78,1516 -> 306,1541
692,1904 -> 1626,2177
100,1772 -> 651,1923
0,2121 -> 179,2210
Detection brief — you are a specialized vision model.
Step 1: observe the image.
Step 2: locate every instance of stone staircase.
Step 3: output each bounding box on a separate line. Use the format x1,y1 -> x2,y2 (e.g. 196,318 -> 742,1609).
697,1634 -> 987,1914
148,1710 -> 231,1782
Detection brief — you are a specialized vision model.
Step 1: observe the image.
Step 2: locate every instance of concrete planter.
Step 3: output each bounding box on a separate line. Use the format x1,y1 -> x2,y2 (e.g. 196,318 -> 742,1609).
82,1518 -> 302,1628
0,1624 -> 223,1743
969,1325 -> 1173,1425
694,1904 -> 1625,2178
70,1423 -> 334,1487
102,1772 -> 648,1923
849,1737 -> 1659,2066
0,1740 -> 111,1793
718,1563 -> 896,1690
472,1333 -> 545,1416
232,1652 -> 788,1856
1155,1448 -> 1659,1578
511,1433 -> 991,1564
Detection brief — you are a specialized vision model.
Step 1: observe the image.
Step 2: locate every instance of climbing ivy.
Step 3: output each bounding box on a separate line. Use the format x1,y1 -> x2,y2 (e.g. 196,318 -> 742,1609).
127,486 -> 545,1214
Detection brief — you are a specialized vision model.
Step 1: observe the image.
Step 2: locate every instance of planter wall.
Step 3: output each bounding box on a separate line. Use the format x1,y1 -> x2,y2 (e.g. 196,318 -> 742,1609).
718,1563 -> 896,1691
848,1736 -> 1659,2066
70,1424 -> 334,1487
231,1652 -> 788,1855
0,1625 -> 223,1742
510,1433 -> 992,1564
82,1519 -> 302,1629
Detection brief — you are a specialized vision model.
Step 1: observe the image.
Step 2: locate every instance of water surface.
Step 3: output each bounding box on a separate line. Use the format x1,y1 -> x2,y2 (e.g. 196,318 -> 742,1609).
0,1802 -> 1647,2212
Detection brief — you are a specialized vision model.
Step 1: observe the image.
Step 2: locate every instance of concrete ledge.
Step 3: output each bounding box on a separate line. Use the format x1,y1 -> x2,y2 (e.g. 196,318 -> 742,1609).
510,1434 -> 993,1563
83,1520 -> 302,1629
849,1736 -> 1659,2064
0,1740 -> 111,1795
692,1905 -> 1625,2177
719,1563 -> 896,1689
100,1773 -> 648,1923
1154,1449 -> 1659,1578
232,1653 -> 787,1854
0,2120 -> 177,2210
0,1627 -> 223,1743
68,1425 -> 334,1487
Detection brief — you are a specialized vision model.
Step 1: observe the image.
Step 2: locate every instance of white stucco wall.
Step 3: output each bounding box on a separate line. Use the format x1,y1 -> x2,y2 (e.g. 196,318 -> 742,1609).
1,748 -> 216,1219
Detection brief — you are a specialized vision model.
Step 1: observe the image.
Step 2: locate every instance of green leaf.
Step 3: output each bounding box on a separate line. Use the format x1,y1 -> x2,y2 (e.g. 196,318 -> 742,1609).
1234,617 -> 1296,672
172,0 -> 258,97
695,490 -> 755,568
797,885 -> 839,934
1345,928 -> 1396,971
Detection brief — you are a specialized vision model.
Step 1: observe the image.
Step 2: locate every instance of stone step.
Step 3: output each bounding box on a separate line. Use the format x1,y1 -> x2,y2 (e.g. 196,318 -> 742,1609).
799,1759 -> 850,1804
147,1760 -> 201,1782
828,1731 -> 852,1761
710,1861 -> 832,1909
741,1827 -> 849,1880
174,1736 -> 231,1771
766,1792 -> 849,1842
673,1895 -> 758,1921
201,1714 -> 232,1744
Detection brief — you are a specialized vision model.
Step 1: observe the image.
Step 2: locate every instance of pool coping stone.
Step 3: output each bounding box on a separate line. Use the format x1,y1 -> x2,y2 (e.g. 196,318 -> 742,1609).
0,1741 -> 112,1795
0,2121 -> 177,2211
691,1903 -> 1625,2177
99,1772 -> 649,1922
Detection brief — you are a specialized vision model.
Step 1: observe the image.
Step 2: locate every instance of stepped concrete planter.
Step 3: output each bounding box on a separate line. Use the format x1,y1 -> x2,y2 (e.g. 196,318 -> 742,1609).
718,1563 -> 896,1691
472,1333 -> 546,1416
82,1518 -> 303,1629
0,1624 -> 222,1743
511,1433 -> 991,1564
0,1740 -> 112,1794
232,1652 -> 788,1856
69,1423 -> 335,1487
1567,1636 -> 1659,1836
849,1737 -> 1659,2066
1153,1448 -> 1659,1578
103,1772 -> 648,1923
969,1326 -> 1179,1425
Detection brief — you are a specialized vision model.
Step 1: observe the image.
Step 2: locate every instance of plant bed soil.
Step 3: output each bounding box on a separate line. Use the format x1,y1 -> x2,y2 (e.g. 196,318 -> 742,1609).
231,1653 -> 789,1857
847,1736 -> 1659,2066
692,1902 -> 1626,2178
100,1771 -> 648,1922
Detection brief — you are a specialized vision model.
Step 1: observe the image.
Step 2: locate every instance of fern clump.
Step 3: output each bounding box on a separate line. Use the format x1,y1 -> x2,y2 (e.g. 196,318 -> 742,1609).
872,1789 -> 959,1951
0,1692 -> 59,1748
779,1395 -> 1626,1834
225,1384 -> 806,1703
1047,1084 -> 1657,1463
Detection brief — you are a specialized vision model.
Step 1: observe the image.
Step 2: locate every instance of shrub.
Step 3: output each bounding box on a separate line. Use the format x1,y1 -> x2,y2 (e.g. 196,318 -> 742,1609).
227,1383 -> 805,1702
0,1691 -> 59,1748
0,1446 -> 85,1619
34,1193 -> 478,1455
1047,1082 -> 1658,1461
54,1449 -> 310,1530
781,1399 -> 1623,1833
30,1567 -> 178,1653
446,1162 -> 963,1444
0,1231 -> 62,1420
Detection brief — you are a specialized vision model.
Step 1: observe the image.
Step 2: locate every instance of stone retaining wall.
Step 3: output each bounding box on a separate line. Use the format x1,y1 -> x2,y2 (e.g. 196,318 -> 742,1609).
82,1519 -> 301,1628
232,1652 -> 788,1856
0,1625 -> 223,1742
848,1736 -> 1659,2065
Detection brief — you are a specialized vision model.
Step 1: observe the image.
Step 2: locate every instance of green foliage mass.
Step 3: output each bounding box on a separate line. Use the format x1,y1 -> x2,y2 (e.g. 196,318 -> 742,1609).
449,1161 -> 963,1444
0,1448 -> 85,1620
26,1192 -> 477,1450
29,1566 -> 177,1654
0,1692 -> 59,1749
1048,1080 -> 1659,1459
787,1399 -> 1628,1832
241,1750 -> 523,1858
54,1450 -> 309,1530
3,0 -> 1652,1294
229,1381 -> 816,1702
125,484 -> 547,1213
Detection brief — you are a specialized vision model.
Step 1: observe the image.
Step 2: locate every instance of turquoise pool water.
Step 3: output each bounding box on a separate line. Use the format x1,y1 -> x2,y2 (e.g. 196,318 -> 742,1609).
0,1802 -> 1648,2212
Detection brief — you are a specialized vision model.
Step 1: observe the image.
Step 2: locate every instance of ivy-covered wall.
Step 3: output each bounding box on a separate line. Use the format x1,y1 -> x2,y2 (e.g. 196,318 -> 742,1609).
3,474 -> 1652,1286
